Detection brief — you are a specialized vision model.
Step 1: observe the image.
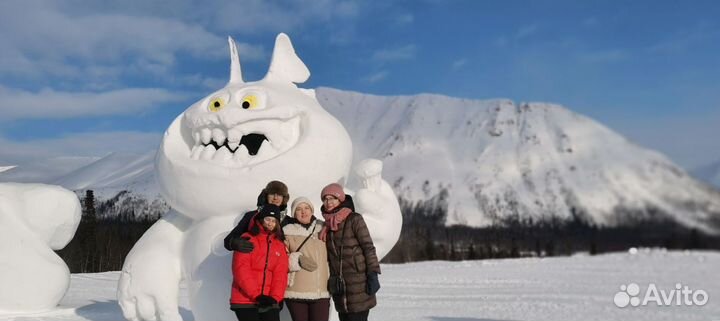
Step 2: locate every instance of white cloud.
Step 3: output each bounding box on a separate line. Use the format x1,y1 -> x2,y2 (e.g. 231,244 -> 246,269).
0,0 -> 263,80
452,58 -> 468,70
33,0 -> 364,41
583,17 -> 599,27
577,49 -> 629,64
211,0 -> 361,33
0,85 -> 188,121
396,13 -> 414,25
647,22 -> 720,54
0,131 -> 162,165
515,24 -> 539,40
363,71 -> 389,83
372,45 -> 417,61
495,24 -> 539,47
162,74 -> 227,91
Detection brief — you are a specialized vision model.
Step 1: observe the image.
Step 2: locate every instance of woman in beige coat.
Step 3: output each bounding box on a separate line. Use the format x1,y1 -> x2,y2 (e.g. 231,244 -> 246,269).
283,197 -> 330,321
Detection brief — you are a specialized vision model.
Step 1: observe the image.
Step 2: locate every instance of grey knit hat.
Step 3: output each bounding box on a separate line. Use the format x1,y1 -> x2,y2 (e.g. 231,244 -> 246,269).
290,197 -> 315,217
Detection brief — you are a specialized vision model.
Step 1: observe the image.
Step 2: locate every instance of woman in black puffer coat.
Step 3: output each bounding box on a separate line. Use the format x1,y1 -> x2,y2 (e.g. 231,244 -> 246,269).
319,183 -> 381,321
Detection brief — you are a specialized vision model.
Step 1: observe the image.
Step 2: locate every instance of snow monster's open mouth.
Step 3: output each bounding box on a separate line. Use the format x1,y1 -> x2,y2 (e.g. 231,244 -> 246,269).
187,115 -> 301,166
203,133 -> 266,155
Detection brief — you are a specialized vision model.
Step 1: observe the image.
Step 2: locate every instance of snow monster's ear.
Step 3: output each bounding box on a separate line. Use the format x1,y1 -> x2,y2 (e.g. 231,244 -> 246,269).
262,33 -> 310,86
227,36 -> 244,85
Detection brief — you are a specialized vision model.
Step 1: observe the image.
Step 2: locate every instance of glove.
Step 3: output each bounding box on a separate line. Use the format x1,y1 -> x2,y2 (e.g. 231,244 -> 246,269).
288,271 -> 296,287
256,295 -> 277,307
366,271 -> 380,295
288,252 -> 303,272
230,237 -> 254,253
299,254 -> 318,272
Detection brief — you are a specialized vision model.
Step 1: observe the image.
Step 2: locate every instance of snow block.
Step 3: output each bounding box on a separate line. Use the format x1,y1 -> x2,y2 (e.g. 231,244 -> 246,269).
0,183 -> 81,313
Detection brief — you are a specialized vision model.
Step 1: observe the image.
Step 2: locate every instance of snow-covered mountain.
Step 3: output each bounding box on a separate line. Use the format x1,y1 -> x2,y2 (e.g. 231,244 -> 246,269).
0,156 -> 99,183
691,160 -> 720,189
0,153 -> 157,199
316,87 -> 720,233
0,152 -> 167,221
2,88 -> 719,233
52,151 -> 158,199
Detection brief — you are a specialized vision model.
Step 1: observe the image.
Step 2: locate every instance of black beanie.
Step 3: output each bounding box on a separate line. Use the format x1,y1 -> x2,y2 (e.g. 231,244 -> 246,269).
256,204 -> 282,222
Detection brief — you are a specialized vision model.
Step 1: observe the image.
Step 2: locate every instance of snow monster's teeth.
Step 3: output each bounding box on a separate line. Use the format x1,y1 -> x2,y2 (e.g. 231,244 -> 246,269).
227,140 -> 240,151
190,145 -> 203,160
189,115 -> 300,166
200,128 -> 212,145
227,127 -> 243,144
233,145 -> 250,163
211,128 -> 226,146
213,146 -> 233,162
200,145 -> 215,160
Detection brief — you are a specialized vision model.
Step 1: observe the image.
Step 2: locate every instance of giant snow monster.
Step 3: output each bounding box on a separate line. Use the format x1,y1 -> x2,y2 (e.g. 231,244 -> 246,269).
118,33 -> 402,321
0,183 -> 81,313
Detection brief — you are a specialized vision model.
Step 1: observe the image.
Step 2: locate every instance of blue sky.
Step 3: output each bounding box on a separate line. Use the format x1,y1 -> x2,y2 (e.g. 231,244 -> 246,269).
0,0 -> 719,170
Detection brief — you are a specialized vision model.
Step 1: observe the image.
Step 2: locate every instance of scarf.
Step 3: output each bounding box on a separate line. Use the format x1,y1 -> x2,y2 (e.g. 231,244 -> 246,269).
319,207 -> 352,241
285,215 -> 316,230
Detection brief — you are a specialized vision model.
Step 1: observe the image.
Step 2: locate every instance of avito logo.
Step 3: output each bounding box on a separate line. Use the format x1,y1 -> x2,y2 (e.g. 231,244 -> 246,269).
614,283 -> 709,308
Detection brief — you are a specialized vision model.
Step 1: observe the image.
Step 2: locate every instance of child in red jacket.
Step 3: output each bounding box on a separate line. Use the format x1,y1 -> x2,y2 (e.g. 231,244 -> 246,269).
230,204 -> 289,321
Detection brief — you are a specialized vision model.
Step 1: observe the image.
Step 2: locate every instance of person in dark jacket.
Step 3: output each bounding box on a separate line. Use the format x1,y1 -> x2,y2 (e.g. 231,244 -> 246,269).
225,180 -> 289,252
319,183 -> 381,321
230,204 -> 289,321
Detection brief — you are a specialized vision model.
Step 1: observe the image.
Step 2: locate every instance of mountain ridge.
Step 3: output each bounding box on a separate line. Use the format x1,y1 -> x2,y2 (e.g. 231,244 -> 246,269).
1,87 -> 718,233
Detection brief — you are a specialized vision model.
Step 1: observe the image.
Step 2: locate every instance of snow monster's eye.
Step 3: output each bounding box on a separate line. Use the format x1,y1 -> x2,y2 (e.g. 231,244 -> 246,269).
241,94 -> 259,110
208,97 -> 226,112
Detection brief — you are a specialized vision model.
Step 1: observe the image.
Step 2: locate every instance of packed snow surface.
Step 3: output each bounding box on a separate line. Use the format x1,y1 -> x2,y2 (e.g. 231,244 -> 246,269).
3,250 -> 718,321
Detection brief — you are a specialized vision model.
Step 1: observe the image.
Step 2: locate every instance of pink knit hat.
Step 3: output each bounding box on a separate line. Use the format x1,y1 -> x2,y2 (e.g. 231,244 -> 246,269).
320,183 -> 345,202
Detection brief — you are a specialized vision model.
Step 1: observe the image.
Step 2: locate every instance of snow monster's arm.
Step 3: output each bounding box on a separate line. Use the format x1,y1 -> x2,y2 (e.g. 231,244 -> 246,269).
118,210 -> 189,321
351,159 -> 403,260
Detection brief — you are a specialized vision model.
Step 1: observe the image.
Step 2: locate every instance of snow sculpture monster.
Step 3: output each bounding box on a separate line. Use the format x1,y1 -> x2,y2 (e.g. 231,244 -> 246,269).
0,183 -> 81,313
118,33 -> 402,321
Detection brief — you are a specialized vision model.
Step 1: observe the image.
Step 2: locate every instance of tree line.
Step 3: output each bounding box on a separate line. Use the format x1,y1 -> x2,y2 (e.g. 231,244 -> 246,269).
56,190 -> 720,272
381,197 -> 720,263
56,190 -> 158,273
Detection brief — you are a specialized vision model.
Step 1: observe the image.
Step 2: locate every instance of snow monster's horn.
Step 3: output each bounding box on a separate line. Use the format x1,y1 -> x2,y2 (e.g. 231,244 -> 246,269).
227,36 -> 243,85
262,33 -> 310,86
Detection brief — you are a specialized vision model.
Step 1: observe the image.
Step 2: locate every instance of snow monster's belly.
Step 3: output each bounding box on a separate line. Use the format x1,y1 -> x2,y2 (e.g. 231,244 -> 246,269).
182,215 -> 239,321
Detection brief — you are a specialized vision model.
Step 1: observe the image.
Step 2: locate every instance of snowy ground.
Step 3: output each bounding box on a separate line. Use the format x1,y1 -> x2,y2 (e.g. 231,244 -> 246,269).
2,250 -> 719,321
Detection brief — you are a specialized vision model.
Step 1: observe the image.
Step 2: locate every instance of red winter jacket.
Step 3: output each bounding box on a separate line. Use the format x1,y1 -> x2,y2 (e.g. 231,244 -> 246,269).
230,226 -> 289,305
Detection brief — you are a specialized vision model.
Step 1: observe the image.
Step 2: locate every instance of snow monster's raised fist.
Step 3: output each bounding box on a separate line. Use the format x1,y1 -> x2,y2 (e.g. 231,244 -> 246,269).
118,33 -> 402,321
353,159 -> 402,259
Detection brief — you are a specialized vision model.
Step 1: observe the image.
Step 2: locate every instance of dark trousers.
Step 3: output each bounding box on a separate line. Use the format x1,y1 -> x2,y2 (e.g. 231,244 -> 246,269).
286,298 -> 330,321
338,310 -> 369,321
233,307 -> 280,321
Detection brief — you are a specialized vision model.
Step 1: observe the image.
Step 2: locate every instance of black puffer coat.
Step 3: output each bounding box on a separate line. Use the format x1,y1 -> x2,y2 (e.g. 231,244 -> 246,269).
324,195 -> 381,313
